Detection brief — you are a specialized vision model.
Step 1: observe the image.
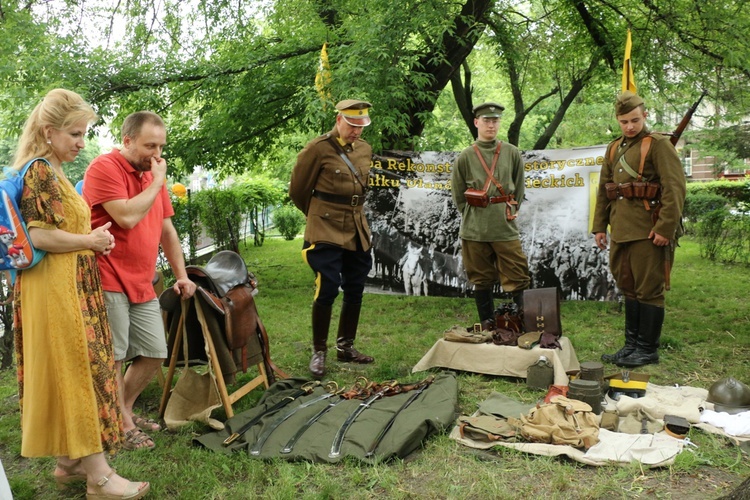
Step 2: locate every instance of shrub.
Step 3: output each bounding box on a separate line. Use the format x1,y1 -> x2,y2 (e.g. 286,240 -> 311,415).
686,179 -> 750,204
697,208 -> 750,265
683,192 -> 728,221
683,191 -> 728,235
273,204 -> 306,240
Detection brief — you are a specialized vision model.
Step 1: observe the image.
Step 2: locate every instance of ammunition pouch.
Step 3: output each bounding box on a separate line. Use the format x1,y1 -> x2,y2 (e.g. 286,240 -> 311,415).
464,188 -> 490,207
604,181 -> 660,201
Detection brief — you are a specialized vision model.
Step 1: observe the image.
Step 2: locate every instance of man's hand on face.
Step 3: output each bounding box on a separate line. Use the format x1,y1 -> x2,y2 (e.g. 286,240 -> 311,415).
151,156 -> 167,184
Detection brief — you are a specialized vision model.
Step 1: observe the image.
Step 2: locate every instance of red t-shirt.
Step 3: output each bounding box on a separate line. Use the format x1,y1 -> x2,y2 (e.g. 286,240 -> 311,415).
83,149 -> 174,303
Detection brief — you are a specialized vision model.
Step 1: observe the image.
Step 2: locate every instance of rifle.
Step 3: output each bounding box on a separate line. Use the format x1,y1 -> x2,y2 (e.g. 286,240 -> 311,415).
666,90 -> 707,146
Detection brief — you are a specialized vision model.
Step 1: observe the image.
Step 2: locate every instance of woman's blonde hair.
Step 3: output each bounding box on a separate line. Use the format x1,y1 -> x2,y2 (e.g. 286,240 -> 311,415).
13,88 -> 97,169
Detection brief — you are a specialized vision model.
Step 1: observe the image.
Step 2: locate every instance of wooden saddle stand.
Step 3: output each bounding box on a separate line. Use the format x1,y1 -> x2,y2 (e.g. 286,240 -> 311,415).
158,251 -> 288,419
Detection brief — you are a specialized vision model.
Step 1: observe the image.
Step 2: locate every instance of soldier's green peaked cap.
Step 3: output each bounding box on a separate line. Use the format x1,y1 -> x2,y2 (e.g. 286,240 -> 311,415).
615,91 -> 645,115
473,102 -> 505,118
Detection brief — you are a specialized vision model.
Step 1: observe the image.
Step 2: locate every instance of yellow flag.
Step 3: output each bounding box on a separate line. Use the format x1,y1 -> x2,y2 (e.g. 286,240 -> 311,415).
315,43 -> 332,103
621,29 -> 637,93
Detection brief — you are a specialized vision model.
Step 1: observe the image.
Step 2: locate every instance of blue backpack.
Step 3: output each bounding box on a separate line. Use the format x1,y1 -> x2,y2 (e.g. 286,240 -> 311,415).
0,157 -> 49,273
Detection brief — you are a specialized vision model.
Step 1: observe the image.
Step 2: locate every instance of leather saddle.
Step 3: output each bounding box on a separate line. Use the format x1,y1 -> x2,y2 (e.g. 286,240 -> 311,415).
160,251 -> 276,384
187,251 -> 259,351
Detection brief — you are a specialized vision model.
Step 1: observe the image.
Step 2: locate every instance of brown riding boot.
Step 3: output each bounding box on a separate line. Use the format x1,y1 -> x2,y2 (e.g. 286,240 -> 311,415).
309,302 -> 332,379
336,302 -> 374,363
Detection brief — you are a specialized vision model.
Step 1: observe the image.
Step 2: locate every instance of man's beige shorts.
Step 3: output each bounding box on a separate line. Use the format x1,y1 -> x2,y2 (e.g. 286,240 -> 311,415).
105,292 -> 167,362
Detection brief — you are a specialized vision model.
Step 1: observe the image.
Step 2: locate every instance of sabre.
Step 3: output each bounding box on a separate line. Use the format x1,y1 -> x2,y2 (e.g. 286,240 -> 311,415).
329,380 -> 399,459
249,382 -> 340,456
364,375 -> 435,458
222,381 -> 320,446
279,377 -> 371,455
279,397 -> 347,454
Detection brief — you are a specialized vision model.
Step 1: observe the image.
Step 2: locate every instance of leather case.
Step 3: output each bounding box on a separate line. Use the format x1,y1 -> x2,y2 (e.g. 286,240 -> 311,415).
522,288 -> 562,348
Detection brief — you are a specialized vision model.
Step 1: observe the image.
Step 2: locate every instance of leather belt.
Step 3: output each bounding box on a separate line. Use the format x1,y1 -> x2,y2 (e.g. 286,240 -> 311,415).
489,195 -> 510,204
313,190 -> 365,206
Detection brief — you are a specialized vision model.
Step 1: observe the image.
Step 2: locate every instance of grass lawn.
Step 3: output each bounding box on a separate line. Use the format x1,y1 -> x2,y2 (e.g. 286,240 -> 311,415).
1,235 -> 748,499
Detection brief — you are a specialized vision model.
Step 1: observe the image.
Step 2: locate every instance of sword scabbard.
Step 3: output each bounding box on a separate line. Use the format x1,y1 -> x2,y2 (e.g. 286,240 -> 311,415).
223,433 -> 240,446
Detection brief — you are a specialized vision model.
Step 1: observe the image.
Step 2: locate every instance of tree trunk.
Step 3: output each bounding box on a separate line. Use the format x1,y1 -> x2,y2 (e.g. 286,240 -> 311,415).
383,0 -> 494,149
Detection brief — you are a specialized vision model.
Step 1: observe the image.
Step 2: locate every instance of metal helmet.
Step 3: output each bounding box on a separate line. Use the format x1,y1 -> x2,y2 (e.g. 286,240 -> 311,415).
707,377 -> 750,414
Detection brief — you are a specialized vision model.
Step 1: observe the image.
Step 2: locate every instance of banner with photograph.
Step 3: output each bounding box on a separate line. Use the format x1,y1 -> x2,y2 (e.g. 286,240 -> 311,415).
364,146 -> 619,301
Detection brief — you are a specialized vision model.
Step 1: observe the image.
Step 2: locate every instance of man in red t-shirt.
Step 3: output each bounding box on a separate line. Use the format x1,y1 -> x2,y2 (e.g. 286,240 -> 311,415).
83,111 -> 196,450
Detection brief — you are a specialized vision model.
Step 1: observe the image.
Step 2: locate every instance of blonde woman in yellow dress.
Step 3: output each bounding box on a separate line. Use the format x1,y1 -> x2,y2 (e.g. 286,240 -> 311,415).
12,89 -> 149,499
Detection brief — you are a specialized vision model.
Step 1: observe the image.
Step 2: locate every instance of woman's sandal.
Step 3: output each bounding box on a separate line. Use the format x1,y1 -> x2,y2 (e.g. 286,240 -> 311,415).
122,428 -> 155,451
54,461 -> 86,490
131,415 -> 162,433
86,470 -> 150,500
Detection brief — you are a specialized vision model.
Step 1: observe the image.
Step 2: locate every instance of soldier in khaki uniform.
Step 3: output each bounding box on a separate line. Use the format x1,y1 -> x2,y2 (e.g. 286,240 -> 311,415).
593,91 -> 686,368
289,99 -> 375,378
451,102 -> 530,329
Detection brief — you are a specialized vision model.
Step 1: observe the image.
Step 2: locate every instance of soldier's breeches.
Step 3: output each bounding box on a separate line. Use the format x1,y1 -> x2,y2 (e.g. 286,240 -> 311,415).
302,241 -> 372,306
461,239 -> 530,292
609,239 -> 666,307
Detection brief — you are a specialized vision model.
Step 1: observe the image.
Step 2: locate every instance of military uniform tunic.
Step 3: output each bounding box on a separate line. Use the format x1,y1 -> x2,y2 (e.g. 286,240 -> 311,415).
592,130 -> 686,305
451,138 -> 530,292
451,139 -> 524,242
289,126 -> 373,305
289,126 -> 372,252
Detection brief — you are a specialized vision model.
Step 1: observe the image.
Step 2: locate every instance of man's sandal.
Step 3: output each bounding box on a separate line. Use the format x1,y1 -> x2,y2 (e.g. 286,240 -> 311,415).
122,428 -> 155,451
131,415 -> 161,433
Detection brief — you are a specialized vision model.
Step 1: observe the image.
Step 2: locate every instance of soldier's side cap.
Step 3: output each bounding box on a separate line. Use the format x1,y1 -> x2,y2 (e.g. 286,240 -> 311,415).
336,99 -> 372,127
615,91 -> 645,115
473,102 -> 505,118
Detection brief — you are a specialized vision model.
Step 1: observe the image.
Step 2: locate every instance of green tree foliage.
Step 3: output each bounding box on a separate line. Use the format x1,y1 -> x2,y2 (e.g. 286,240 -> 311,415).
2,0 -> 750,177
187,177 -> 286,251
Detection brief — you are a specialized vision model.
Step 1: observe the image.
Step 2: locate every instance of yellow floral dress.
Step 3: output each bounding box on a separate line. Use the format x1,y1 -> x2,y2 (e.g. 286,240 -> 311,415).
13,160 -> 122,459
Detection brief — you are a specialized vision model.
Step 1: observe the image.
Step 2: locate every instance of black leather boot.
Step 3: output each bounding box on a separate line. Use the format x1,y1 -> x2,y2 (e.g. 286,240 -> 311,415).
474,288 -> 495,329
616,303 -> 664,368
602,298 -> 639,363
309,301 -> 332,379
336,302 -> 374,363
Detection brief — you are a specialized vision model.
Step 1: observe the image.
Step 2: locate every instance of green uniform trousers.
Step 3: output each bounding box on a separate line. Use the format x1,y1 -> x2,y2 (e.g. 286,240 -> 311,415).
461,239 -> 530,292
610,238 -> 670,307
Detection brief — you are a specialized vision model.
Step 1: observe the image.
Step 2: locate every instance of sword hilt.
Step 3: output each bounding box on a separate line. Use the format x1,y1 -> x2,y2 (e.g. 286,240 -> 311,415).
223,433 -> 240,446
